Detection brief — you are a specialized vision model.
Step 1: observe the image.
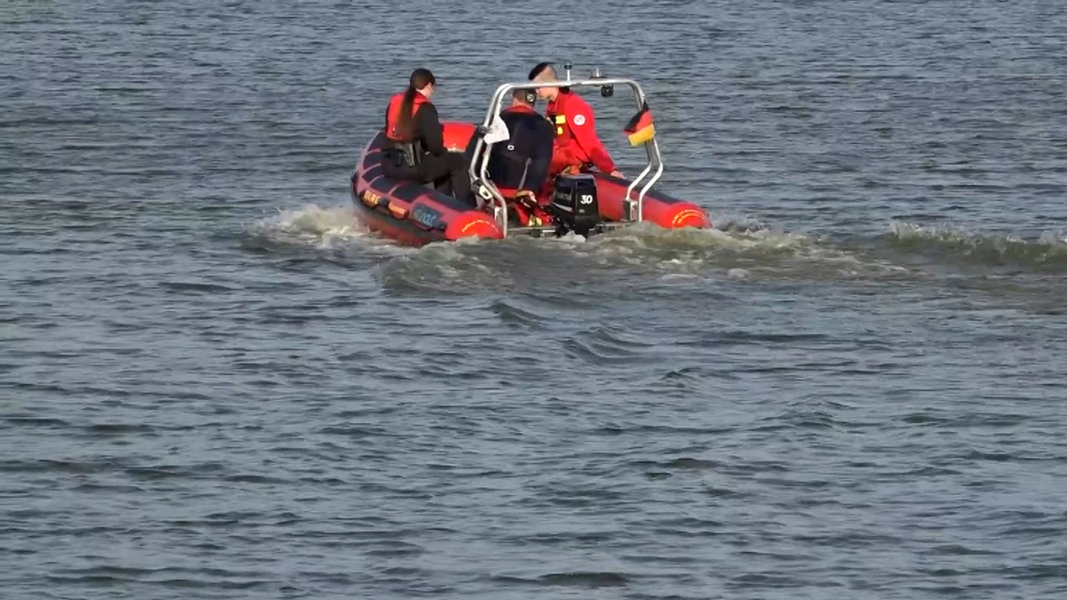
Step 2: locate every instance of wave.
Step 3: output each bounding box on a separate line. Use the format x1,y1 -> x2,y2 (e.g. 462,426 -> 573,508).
575,221 -> 911,281
241,203 -> 413,258
887,222 -> 1067,272
373,219 -> 912,295
243,203 -> 922,292
239,206 -> 1067,289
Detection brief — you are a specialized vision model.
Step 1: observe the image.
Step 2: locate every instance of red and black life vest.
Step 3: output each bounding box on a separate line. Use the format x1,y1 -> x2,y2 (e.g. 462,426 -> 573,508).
385,91 -> 430,142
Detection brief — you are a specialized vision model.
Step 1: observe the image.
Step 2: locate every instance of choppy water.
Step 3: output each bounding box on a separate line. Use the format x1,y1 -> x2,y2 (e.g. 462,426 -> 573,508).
3,1 -> 1067,598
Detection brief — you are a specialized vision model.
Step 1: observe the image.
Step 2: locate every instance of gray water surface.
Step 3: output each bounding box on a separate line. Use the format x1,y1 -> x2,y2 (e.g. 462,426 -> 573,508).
3,1 -> 1067,598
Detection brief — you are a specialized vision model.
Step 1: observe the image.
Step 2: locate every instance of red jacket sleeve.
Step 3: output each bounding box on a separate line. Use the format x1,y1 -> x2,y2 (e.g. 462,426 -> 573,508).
566,96 -> 616,173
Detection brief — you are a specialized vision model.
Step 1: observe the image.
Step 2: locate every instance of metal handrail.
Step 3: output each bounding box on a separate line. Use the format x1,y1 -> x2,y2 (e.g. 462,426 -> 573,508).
624,161 -> 654,221
467,73 -> 664,234
636,139 -> 665,223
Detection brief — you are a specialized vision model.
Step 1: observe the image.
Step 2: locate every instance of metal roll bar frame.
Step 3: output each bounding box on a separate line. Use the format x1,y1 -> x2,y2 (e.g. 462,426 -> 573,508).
466,69 -> 664,238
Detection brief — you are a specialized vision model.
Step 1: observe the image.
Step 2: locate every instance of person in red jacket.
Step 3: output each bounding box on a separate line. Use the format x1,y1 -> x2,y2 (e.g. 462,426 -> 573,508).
529,62 -> 625,182
382,68 -> 471,204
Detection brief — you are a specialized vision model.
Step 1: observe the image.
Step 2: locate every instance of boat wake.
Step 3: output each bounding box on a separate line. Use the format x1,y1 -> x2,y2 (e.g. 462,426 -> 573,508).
886,222 -> 1067,273
241,203 -> 919,294
245,208 -> 1067,278
240,205 -> 1067,313
241,203 -> 414,260
372,219 -> 914,296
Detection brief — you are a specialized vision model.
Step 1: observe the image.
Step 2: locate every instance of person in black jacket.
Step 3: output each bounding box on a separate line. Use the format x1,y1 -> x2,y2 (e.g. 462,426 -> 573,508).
487,88 -> 555,199
382,68 -> 472,204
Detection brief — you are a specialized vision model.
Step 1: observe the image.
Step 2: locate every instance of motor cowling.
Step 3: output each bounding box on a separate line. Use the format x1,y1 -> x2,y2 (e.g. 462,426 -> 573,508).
549,173 -> 601,236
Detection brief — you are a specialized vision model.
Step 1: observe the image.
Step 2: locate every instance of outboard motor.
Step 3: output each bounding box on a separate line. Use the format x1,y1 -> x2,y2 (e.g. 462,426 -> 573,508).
549,173 -> 602,236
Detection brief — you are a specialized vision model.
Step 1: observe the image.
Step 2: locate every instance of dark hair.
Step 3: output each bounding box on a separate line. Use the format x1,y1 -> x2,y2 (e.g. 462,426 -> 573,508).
528,62 -> 568,94
513,88 -> 536,105
528,62 -> 553,80
396,68 -> 436,141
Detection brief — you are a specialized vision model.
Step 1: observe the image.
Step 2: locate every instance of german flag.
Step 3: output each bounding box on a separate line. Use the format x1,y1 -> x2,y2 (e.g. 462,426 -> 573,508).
624,101 -> 655,146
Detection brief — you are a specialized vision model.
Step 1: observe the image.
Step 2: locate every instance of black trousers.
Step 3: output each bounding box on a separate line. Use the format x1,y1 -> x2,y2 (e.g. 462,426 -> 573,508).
383,152 -> 472,206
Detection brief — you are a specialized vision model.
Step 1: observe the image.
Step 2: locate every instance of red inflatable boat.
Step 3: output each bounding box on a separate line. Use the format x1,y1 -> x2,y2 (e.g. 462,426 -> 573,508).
350,68 -> 711,246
